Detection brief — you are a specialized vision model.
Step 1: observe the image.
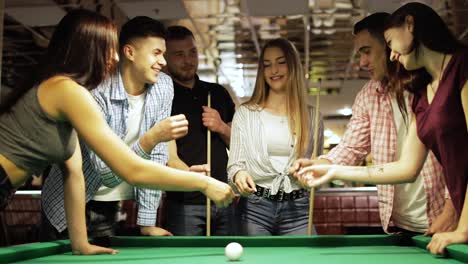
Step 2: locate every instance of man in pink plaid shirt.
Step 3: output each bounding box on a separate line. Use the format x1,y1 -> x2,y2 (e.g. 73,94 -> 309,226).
292,13 -> 457,234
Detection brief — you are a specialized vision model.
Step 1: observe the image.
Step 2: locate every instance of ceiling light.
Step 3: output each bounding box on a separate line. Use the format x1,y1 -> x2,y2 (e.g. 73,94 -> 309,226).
338,107 -> 352,116
326,134 -> 341,145
324,129 -> 334,137
218,42 -> 236,50
324,7 -> 337,14
311,29 -> 322,35
287,14 -> 304,19
312,16 -> 322,27
335,2 -> 352,9
323,16 -> 335,27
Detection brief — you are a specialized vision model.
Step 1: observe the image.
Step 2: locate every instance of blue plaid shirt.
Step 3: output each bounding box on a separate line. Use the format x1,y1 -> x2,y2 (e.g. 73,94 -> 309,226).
42,71 -> 173,232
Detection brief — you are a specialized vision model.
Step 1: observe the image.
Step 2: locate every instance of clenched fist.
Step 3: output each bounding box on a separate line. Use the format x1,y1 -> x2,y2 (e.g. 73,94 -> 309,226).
151,114 -> 189,143
202,106 -> 228,133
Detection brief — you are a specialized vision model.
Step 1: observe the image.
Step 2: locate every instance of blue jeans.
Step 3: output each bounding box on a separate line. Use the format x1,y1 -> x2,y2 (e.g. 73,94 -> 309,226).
165,200 -> 235,236
237,194 -> 315,235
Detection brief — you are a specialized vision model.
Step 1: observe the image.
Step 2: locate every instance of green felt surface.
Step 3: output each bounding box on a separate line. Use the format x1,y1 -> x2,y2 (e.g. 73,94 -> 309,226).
1,235 -> 466,264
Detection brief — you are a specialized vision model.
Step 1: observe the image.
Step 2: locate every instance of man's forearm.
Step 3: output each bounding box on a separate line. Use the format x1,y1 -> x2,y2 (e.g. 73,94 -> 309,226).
167,156 -> 190,171
139,131 -> 160,154
218,123 -> 231,146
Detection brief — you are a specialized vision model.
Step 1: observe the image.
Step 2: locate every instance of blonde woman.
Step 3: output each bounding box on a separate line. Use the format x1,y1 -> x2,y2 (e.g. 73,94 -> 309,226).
227,38 -> 324,235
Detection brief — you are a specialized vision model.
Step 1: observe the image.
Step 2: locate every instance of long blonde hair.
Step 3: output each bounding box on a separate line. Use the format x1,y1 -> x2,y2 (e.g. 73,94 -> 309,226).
245,38 -> 310,158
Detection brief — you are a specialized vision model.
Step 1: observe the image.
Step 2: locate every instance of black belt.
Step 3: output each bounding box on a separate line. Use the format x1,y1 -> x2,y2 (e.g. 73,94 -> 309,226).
253,185 -> 307,202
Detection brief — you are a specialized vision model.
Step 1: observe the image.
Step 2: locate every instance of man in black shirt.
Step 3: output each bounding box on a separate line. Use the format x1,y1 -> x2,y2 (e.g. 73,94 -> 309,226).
164,25 -> 236,235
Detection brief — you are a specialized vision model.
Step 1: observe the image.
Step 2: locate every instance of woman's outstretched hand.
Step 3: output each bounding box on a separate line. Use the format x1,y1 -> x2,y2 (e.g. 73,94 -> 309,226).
293,164 -> 338,188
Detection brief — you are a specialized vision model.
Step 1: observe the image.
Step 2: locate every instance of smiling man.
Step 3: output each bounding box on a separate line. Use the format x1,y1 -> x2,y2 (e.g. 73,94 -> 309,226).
291,12 -> 457,236
41,16 -> 188,243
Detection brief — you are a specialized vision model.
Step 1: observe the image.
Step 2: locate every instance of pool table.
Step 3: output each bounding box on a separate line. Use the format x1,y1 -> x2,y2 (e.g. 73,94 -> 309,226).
1,235 -> 467,263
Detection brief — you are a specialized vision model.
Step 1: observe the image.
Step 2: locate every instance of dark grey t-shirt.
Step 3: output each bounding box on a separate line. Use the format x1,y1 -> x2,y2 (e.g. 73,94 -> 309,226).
0,86 -> 76,175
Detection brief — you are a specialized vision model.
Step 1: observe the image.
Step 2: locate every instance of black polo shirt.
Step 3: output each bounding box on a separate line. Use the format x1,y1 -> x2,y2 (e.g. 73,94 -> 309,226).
167,76 -> 235,204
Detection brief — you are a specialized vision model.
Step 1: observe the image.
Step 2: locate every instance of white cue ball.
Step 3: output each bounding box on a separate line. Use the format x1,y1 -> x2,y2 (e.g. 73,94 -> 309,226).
225,242 -> 243,261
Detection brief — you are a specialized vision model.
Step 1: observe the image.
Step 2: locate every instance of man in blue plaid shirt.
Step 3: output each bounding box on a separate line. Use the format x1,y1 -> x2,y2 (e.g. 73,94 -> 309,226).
40,16 -> 188,243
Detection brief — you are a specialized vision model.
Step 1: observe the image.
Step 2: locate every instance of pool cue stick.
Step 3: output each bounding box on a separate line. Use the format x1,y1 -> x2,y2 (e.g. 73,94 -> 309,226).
307,78 -> 321,236
206,92 -> 212,237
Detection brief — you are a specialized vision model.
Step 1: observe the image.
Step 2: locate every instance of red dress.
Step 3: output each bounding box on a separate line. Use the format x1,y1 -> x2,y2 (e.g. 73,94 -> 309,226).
412,49 -> 468,216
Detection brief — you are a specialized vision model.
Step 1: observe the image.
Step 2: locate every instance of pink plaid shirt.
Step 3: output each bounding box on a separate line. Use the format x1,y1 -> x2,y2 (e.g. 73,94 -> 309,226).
321,80 -> 446,232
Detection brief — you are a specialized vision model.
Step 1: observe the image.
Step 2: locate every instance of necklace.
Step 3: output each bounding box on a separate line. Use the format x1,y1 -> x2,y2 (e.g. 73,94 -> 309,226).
429,53 -> 446,93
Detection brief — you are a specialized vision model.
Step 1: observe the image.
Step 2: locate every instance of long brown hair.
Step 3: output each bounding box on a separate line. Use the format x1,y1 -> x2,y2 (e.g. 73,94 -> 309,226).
245,38 -> 311,158
0,9 -> 118,113
385,2 -> 465,97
